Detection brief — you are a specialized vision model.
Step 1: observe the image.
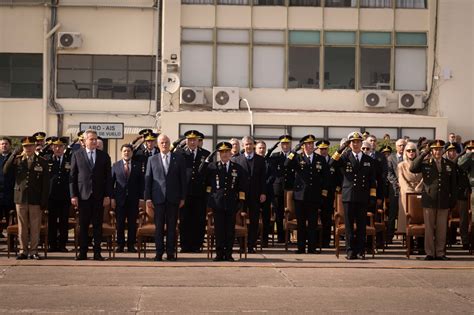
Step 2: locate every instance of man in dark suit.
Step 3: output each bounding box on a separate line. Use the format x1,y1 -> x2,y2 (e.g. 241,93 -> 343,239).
330,132 -> 377,260
285,135 -> 329,254
144,134 -> 186,261
268,135 -> 293,243
111,144 -> 144,253
0,137 -> 15,238
386,138 -> 406,242
45,137 -> 71,252
231,136 -> 266,253
70,129 -> 112,261
175,130 -> 210,253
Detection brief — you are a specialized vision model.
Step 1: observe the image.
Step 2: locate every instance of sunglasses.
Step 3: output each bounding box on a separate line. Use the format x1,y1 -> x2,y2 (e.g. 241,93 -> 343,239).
361,147 -> 371,151
406,149 -> 416,153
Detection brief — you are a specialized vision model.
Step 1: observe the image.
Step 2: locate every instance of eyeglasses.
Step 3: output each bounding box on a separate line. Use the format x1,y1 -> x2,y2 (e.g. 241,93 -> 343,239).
361,147 -> 371,151
406,149 -> 416,153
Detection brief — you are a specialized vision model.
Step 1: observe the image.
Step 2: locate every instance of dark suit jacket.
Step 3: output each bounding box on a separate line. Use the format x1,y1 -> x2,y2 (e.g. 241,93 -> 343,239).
176,146 -> 210,197
330,150 -> 377,204
0,152 -> 15,207
46,154 -> 71,201
231,153 -> 266,201
111,159 -> 144,208
144,152 -> 187,205
268,151 -> 293,196
69,148 -> 112,201
387,153 -> 403,194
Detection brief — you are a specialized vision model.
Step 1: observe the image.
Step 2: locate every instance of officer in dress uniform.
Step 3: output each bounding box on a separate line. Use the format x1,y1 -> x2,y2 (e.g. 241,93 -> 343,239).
410,140 -> 457,260
268,135 -> 293,243
316,140 -> 341,248
3,136 -> 49,260
199,142 -> 246,261
133,131 -> 159,176
33,132 -> 47,155
45,137 -> 71,252
176,130 -> 210,253
285,135 -> 329,254
329,132 -> 377,260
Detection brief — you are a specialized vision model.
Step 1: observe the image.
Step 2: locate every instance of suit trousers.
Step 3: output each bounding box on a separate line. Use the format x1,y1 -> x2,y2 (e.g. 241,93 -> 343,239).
423,208 -> 449,257
48,199 -> 70,249
244,199 -> 260,249
343,202 -> 367,256
214,208 -> 237,258
116,198 -> 139,248
272,194 -> 285,242
387,186 -> 399,239
154,201 -> 178,256
294,200 -> 318,252
180,195 -> 206,251
260,199 -> 271,245
78,198 -> 104,255
16,203 -> 41,255
321,192 -> 335,247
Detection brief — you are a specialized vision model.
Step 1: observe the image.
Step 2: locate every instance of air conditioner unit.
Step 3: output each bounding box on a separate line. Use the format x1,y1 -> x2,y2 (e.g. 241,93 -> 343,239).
180,87 -> 205,105
363,91 -> 387,108
398,92 -> 425,110
212,87 -> 239,110
57,32 -> 82,49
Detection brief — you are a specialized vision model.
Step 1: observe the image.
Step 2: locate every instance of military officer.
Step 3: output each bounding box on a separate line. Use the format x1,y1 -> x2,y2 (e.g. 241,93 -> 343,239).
133,131 -> 159,176
0,137 -> 15,239
176,130 -> 210,253
458,140 -> 474,248
329,132 -> 377,260
285,135 -> 329,254
410,140 -> 457,260
3,136 -> 49,260
268,135 -> 293,243
33,131 -> 47,154
45,137 -> 71,252
200,142 -> 246,261
316,140 -> 341,248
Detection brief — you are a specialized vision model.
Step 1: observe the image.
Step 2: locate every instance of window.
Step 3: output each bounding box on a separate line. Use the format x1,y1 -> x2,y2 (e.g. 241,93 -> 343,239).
396,0 -> 426,9
218,0 -> 249,4
253,0 -> 285,5
57,55 -> 155,99
181,28 -> 214,87
324,32 -> 356,89
290,0 -> 321,6
395,32 -> 427,91
401,128 -> 434,140
253,30 -> 285,88
328,127 -> 361,140
288,31 -> 320,89
0,53 -> 42,98
182,0 -> 214,4
359,32 -> 392,90
360,0 -> 392,8
217,29 -> 250,87
325,0 -> 357,7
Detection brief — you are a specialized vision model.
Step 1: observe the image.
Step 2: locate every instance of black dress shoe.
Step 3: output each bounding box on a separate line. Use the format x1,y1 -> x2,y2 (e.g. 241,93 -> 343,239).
75,254 -> 87,261
226,255 -> 235,262
93,254 -> 105,261
308,249 -> 320,254
16,253 -> 28,260
424,255 -> 435,261
294,249 -> 305,254
116,246 -> 124,253
345,254 -> 357,260
29,254 -> 41,260
154,255 -> 163,261
213,256 -> 225,262
166,254 -> 177,261
436,255 -> 450,261
180,248 -> 192,253
127,247 -> 137,253
356,253 -> 366,260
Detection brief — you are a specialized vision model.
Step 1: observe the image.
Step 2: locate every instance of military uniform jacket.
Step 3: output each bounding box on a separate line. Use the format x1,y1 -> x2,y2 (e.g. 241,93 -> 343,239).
284,153 -> 329,204
3,153 -> 49,208
176,147 -> 210,197
0,152 -> 15,207
319,154 -> 342,193
204,161 -> 246,212
329,150 -> 377,204
454,162 -> 470,200
133,146 -> 159,175
458,152 -> 474,188
410,153 -> 457,209
46,154 -> 71,201
269,151 -> 293,196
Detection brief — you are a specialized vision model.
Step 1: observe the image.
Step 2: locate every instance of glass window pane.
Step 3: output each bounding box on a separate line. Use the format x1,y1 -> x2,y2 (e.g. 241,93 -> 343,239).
93,70 -> 127,84
181,44 -> 213,87
289,31 -> 320,45
182,0 -> 214,3
253,30 -> 285,44
328,127 -> 361,140
324,31 -> 356,45
180,124 -> 214,137
57,69 -> 92,84
182,28 -> 214,42
290,0 -> 321,6
396,32 -> 427,46
0,83 -> 11,97
217,45 -> 249,87
360,48 -> 391,90
93,56 -> 127,70
360,0 -> 392,8
0,54 -> 10,67
218,0 -> 250,4
57,83 -> 92,98
364,128 -> 398,140
360,32 -> 391,45
401,128 -> 434,140
217,29 -> 249,43
0,68 -> 10,83
324,47 -> 355,89
325,0 -> 357,7
11,83 -> 42,98
57,55 -> 92,69
218,125 -> 251,137
254,126 -> 286,138
288,47 -> 320,89
253,46 -> 284,88
253,0 -> 285,5
395,48 -> 426,91
396,0 -> 426,9
128,56 -> 153,70
11,67 -> 42,83
11,54 -> 42,67
291,126 -> 324,138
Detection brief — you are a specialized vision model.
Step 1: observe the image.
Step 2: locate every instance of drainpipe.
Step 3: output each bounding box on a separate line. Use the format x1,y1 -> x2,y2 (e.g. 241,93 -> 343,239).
43,17 -> 60,134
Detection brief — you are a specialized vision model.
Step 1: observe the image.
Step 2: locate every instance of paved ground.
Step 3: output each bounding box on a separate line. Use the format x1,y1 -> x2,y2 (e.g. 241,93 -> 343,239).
0,242 -> 473,313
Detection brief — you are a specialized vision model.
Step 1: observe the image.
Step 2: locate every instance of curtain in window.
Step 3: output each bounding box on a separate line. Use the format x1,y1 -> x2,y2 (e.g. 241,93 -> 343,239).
396,0 -> 426,8
360,0 -> 392,8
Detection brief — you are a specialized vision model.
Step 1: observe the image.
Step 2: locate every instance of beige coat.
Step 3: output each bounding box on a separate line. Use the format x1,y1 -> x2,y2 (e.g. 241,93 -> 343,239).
396,160 -> 423,233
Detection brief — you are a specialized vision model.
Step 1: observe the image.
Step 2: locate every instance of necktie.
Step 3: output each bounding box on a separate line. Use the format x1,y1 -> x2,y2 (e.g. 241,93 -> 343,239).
192,150 -> 196,160
89,151 -> 94,166
124,161 -> 129,179
163,154 -> 169,175
355,154 -> 360,164
27,156 -> 33,168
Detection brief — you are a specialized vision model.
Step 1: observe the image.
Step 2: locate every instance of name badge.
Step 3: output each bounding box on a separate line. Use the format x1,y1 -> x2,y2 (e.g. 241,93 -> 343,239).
34,165 -> 43,172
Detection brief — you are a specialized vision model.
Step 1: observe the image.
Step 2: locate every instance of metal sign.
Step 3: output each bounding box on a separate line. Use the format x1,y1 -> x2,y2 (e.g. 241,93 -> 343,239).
79,122 -> 124,139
